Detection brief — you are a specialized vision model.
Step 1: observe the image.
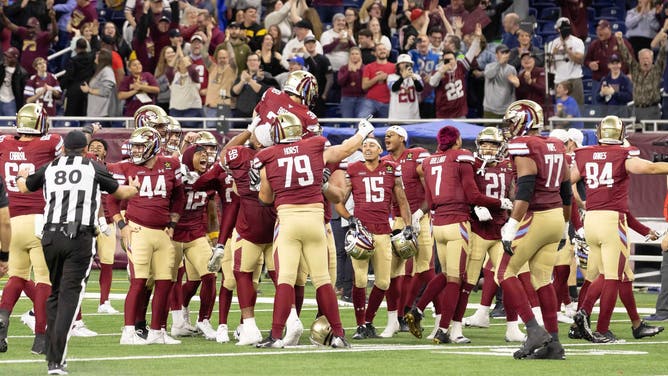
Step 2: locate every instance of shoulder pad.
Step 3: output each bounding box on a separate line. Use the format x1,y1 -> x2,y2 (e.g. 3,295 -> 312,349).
455,152 -> 475,164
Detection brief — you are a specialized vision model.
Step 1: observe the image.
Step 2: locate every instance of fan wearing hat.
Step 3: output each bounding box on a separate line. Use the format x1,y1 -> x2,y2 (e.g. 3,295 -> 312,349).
387,54 -> 423,119
399,8 -> 427,53
483,44 -> 517,118
0,47 -> 29,117
0,12 -> 57,76
281,19 -> 323,69
221,22 -> 252,74
596,54 -> 633,109
515,49 -> 547,108
303,34 -> 332,117
584,19 -> 634,81
546,17 -> 585,106
320,13 -> 355,72
508,26 -> 545,71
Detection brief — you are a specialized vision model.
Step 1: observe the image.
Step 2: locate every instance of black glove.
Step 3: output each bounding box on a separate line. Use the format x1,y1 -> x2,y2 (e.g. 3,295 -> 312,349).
249,167 -> 260,192
348,216 -> 360,231
502,240 -> 514,256
403,225 -> 413,240
322,167 -> 332,184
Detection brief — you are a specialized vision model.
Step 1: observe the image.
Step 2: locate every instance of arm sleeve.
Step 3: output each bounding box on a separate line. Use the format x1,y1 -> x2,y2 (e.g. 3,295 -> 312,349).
217,194 -> 239,244
193,163 -> 224,191
626,211 -> 651,236
460,163 -> 502,208
93,161 -> 120,194
0,179 -> 8,208
25,165 -> 47,192
391,76 -> 404,92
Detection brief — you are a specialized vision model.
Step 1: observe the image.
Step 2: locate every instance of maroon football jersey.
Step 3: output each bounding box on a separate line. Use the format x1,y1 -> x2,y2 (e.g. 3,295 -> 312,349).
422,149 -> 501,226
193,162 -> 240,243
346,159 -> 401,235
255,136 -> 327,207
108,156 -> 185,229
507,136 -> 567,212
0,133 -> 62,217
434,60 -> 470,119
16,29 -> 52,76
173,148 -> 215,242
224,145 -> 276,244
382,147 -> 429,216
24,73 -> 61,116
470,157 -> 514,240
252,88 -> 320,135
191,56 -> 209,104
574,145 -> 639,213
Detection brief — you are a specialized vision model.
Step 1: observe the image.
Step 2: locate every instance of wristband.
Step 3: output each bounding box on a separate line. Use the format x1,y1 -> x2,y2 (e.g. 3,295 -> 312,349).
117,220 -> 127,230
167,221 -> 177,229
0,251 -> 7,262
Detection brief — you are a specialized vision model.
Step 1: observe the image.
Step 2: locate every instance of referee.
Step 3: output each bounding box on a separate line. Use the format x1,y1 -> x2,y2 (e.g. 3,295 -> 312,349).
16,130 -> 140,375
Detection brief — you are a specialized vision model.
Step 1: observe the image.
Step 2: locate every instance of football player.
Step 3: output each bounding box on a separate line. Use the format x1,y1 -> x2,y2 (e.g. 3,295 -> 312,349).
379,125 -> 432,338
570,116 -> 666,343
120,105 -> 172,159
164,116 -> 183,158
336,137 -> 413,340
107,127 -> 186,345
406,126 -> 509,344
254,113 -> 376,348
0,103 -> 62,354
495,99 -> 571,360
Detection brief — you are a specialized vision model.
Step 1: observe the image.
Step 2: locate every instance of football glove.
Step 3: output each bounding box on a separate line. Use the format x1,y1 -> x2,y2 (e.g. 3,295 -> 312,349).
207,243 -> 225,272
356,117 -> 375,139
474,206 -> 492,222
322,167 -> 332,184
502,240 -> 514,256
249,167 -> 260,192
98,217 -> 111,237
403,225 -> 414,241
500,198 -> 513,210
411,209 -> 424,234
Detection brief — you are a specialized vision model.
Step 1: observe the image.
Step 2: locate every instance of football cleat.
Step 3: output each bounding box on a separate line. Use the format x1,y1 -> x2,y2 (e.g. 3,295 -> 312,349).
170,321 -> 197,337
146,329 -> 181,345
236,324 -> 262,346
379,317 -> 400,338
31,333 -> 46,355
563,302 -> 577,318
197,319 -> 217,341
426,315 -> 441,340
573,309 -> 594,342
592,330 -> 622,344
135,321 -> 149,340
448,322 -> 471,344
568,323 -> 583,340
405,307 -> 424,339
216,324 -> 230,343
352,325 -> 368,340
490,303 -> 506,319
432,328 -> 451,344
71,320 -> 98,337
398,316 -> 410,332
330,335 -> 351,348
181,306 -> 198,332
505,325 -> 527,342
525,341 -> 566,360
464,310 -> 490,328
0,309 -> 9,353
97,301 -> 119,314
632,321 -> 664,339
120,326 -> 147,345
513,325 -> 552,359
47,361 -> 69,375
233,324 -> 243,340
365,323 -> 379,338
21,310 -> 36,333
283,315 -> 304,346
256,336 -> 284,348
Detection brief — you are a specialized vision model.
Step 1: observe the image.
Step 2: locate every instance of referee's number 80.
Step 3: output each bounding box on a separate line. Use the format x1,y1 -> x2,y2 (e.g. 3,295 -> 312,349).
54,170 -> 82,185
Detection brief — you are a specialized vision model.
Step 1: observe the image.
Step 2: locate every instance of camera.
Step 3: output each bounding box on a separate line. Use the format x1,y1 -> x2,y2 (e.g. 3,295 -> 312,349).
443,58 -> 451,64
651,141 -> 668,161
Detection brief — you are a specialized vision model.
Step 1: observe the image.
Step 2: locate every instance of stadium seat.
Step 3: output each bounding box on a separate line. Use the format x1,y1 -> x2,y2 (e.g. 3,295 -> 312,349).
541,21 -> 556,34
389,49 -> 398,63
598,7 -> 623,21
532,2 -> 555,10
582,66 -> 592,80
611,21 -> 626,34
539,7 -> 561,21
391,35 -> 399,50
532,34 -> 543,47
585,93 -> 595,105
528,8 -> 538,18
586,7 -> 596,23
583,79 -> 594,92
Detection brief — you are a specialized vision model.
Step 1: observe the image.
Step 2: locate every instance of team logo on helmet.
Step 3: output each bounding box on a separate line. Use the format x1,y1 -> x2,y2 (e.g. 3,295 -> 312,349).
502,100 -> 544,139
272,113 -> 303,144
134,104 -> 170,130
475,127 -> 507,163
283,70 -> 318,108
390,229 -> 417,259
128,127 -> 161,165
194,131 -> 220,165
165,116 -> 183,153
597,115 -> 624,145
344,220 -> 375,260
16,103 -> 49,135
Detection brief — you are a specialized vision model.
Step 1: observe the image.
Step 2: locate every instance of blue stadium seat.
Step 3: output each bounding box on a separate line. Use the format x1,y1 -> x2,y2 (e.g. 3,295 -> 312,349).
532,34 -> 543,47
528,8 -> 538,18
343,0 -> 361,8
532,2 -> 555,10
389,49 -> 398,63
582,66 -> 592,80
583,79 -> 594,92
539,7 -> 561,21
586,7 -> 596,23
390,35 -> 399,50
599,7 -> 624,21
541,21 -> 556,34
611,21 -> 626,34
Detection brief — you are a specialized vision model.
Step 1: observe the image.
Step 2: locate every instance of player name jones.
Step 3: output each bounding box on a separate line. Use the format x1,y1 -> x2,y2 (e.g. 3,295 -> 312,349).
593,152 -> 607,160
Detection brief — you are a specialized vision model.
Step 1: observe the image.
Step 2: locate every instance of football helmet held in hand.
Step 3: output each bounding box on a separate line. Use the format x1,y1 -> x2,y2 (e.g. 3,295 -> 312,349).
573,236 -> 589,269
391,228 -> 417,259
345,218 -> 375,260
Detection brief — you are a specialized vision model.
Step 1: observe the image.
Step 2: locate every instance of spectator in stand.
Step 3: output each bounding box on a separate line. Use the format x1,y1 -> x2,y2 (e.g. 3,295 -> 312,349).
117,56 -> 161,116
400,9 -> 428,54
169,44 -> 203,127
444,0 -> 468,29
68,0 -> 97,34
430,25 -> 481,119
618,30 -> 666,121
409,33 -> 440,119
360,43 -> 395,118
304,35 -> 334,117
52,0 -> 78,68
258,34 -> 286,77
337,47 -> 365,119
554,81 -> 583,129
0,12 -> 57,76
267,25 -> 287,53
189,33 -> 211,104
483,44 -> 516,118
69,21 -> 100,57
282,19 -> 323,69
357,29 -> 377,64
556,0 -> 590,40
321,13 -> 355,73
651,19 -> 668,119
154,45 -> 177,112
596,54 -> 633,117
223,22 -> 252,75
204,47 -> 236,119
500,13 -> 520,50
515,51 -> 547,109
443,34 -> 464,59
626,0 -> 661,56
585,20 -> 635,83
0,48 -> 28,118
359,0 -> 389,34
264,0 -> 299,46
468,33 -> 493,118
82,50 -> 119,119
302,8 -> 326,40
508,26 -> 544,71
428,28 -> 445,57
190,12 -> 225,56
547,17 -> 585,105
24,58 -> 61,117
100,36 -> 127,87
231,53 -> 278,117
344,7 -> 362,42
387,53 -> 423,119
102,22 -> 132,62
241,6 -> 267,52
60,38 -> 95,116
275,55 -> 305,87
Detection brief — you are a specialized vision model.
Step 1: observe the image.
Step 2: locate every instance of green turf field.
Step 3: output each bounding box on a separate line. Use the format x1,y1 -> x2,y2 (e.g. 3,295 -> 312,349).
1,270 -> 667,375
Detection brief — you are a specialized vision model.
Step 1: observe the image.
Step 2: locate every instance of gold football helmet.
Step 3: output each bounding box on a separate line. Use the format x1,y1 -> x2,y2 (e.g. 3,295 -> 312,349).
309,315 -> 334,346
475,127 -> 507,162
502,100 -> 544,139
272,113 -> 303,144
390,229 -> 417,260
134,104 -> 169,131
194,131 -> 219,165
344,219 -> 375,260
128,127 -> 161,165
597,115 -> 624,145
16,103 -> 49,135
165,116 -> 183,153
283,70 -> 319,107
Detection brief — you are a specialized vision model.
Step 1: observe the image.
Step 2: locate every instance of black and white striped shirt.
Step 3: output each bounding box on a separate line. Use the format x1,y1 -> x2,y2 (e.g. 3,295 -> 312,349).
25,156 -> 119,227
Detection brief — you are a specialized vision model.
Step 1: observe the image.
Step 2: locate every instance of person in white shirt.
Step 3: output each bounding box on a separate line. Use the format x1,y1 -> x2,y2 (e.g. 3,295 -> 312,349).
320,13 -> 356,72
387,54 -> 423,119
281,19 -> 323,69
547,17 -> 585,105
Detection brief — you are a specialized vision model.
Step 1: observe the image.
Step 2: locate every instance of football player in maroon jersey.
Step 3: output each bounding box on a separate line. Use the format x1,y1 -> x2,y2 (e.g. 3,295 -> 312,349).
406,125 -> 509,343
378,126 -> 432,338
496,99 -> 571,359
107,127 -> 186,345
570,116 -> 666,343
336,137 -> 412,340
254,113 -> 375,348
0,104 -> 62,354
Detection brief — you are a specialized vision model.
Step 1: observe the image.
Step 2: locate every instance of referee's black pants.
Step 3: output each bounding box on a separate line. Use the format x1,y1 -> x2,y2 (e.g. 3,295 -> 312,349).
41,230 -> 95,365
